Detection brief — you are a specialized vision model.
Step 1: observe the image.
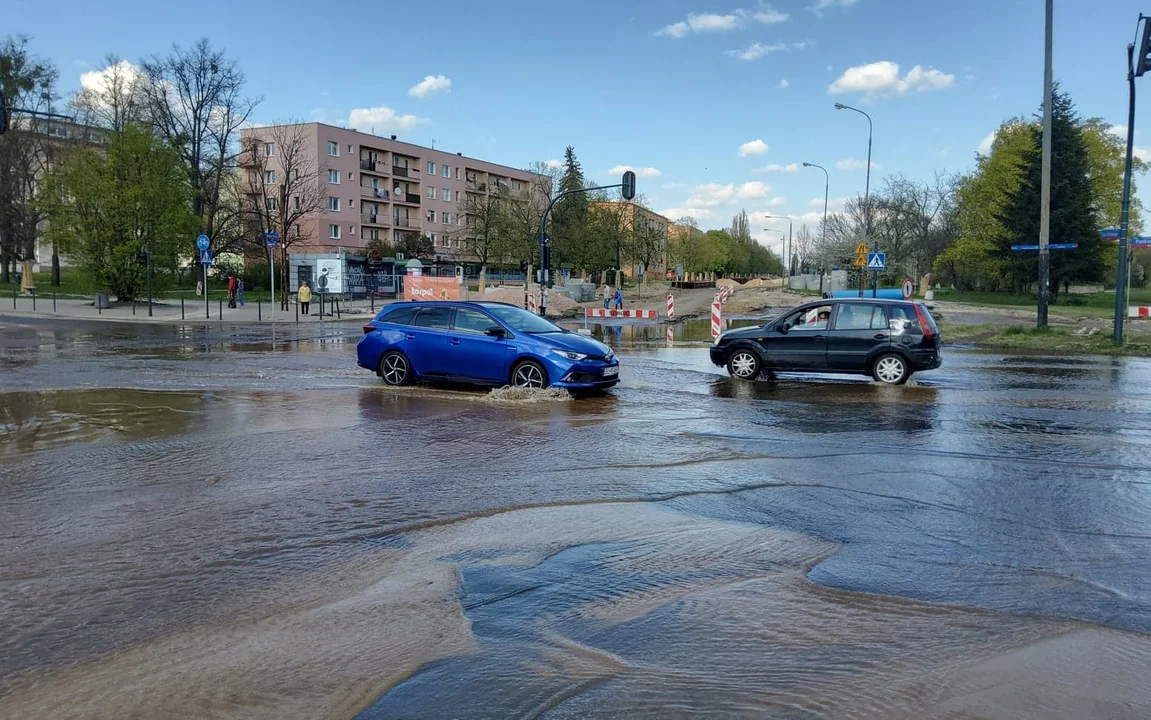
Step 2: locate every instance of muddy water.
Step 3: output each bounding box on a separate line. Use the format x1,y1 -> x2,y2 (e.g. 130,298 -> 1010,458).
1,316 -> 1151,718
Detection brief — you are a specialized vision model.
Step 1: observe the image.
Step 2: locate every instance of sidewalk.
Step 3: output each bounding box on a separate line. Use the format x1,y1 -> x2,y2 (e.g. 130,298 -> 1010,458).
0,294 -> 395,324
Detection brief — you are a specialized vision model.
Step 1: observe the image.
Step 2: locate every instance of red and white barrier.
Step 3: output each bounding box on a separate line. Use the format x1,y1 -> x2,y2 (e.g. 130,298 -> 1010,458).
666,294 -> 674,319
585,308 -> 658,319
527,289 -> 537,313
1129,306 -> 1151,318
666,326 -> 674,347
719,285 -> 732,304
711,300 -> 722,339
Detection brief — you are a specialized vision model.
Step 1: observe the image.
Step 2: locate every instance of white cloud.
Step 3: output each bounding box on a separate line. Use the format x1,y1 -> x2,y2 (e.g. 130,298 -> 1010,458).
829,61 -> 955,96
769,197 -> 787,207
686,183 -> 737,207
737,181 -> 771,199
753,163 -> 800,173
79,60 -> 141,95
727,41 -> 787,61
609,164 -> 662,178
811,196 -> 850,209
1135,147 -> 1151,162
739,139 -> 769,156
660,207 -> 716,220
408,75 -> 451,98
836,159 -> 879,171
977,130 -> 997,156
347,106 -> 429,135
777,79 -> 790,89
793,40 -> 814,50
811,0 -> 859,14
542,159 -> 563,170
658,6 -> 789,38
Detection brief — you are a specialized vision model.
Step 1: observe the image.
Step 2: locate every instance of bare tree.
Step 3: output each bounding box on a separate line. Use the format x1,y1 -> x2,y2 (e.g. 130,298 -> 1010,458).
71,56 -> 144,133
793,224 -> 814,272
241,124 -> 327,308
140,39 -> 261,255
881,172 -> 960,279
452,185 -> 512,289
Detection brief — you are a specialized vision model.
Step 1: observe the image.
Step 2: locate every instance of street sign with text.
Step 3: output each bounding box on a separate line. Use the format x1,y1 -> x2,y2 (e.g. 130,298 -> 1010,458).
265,230 -> 279,248
1131,236 -> 1151,247
1100,228 -> 1121,241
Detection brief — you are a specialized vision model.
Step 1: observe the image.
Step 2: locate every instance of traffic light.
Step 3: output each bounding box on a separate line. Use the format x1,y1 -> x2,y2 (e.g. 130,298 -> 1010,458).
1138,17 -> 1151,77
621,170 -> 636,200
137,251 -> 149,266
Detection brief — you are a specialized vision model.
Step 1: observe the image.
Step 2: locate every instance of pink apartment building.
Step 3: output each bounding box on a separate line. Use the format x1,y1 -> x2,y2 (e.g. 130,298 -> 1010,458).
239,122 -> 547,262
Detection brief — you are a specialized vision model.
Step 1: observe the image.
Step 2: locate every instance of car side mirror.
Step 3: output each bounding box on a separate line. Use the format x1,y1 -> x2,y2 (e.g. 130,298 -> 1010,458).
484,326 -> 506,338
778,323 -> 790,334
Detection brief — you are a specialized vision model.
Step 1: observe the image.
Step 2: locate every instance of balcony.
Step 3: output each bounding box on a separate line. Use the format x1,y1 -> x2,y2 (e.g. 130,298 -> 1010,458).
393,217 -> 415,228
406,193 -> 421,205
361,185 -> 389,199
361,213 -> 388,226
360,159 -> 386,174
393,165 -> 409,178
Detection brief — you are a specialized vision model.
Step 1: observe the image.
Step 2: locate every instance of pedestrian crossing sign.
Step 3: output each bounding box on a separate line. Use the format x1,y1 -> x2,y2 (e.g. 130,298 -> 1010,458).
867,252 -> 886,270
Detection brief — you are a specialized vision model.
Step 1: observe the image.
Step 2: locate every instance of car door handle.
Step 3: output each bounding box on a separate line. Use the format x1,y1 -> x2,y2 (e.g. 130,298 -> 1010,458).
404,333 -> 416,341
812,335 -> 825,342
874,334 -> 889,340
449,339 -> 461,346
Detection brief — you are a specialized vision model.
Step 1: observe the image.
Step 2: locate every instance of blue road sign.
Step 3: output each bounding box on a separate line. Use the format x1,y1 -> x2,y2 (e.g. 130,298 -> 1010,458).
1132,236 -> 1151,247
264,231 -> 280,248
200,248 -> 213,266
1011,243 -> 1078,251
866,252 -> 886,270
196,234 -> 210,251
1100,228 -> 1121,241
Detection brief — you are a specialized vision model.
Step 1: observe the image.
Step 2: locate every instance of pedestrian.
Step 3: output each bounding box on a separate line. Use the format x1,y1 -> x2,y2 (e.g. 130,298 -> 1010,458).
298,281 -> 312,315
227,274 -> 238,309
237,278 -> 245,307
602,282 -> 612,310
613,287 -> 623,310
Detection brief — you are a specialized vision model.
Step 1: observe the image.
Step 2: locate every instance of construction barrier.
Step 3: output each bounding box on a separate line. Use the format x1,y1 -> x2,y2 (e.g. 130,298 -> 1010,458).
719,285 -> 732,304
1129,306 -> 1151,318
585,308 -> 658,319
666,294 -> 674,319
711,300 -> 722,339
527,291 -> 537,314
666,326 -> 674,348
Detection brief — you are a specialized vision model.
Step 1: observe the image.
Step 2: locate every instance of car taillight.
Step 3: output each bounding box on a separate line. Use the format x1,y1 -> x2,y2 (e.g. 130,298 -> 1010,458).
913,304 -> 934,339
362,324 -> 375,335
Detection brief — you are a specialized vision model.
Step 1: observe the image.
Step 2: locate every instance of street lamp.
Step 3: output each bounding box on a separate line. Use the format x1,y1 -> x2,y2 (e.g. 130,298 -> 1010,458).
761,229 -> 785,275
802,162 -> 829,295
834,102 -> 874,297
763,215 -> 793,279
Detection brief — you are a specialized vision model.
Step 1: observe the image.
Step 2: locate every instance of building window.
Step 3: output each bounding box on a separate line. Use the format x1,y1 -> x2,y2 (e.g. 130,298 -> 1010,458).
329,224 -> 341,239
349,198 -> 354,208
348,144 -> 353,153
426,232 -> 437,246
293,196 -> 301,211
349,225 -> 355,236
455,190 -> 462,202
328,169 -> 340,184
247,170 -> 257,184
263,142 -> 275,156
455,167 -> 460,180
512,180 -> 523,193
427,185 -> 436,199
264,170 -> 276,184
441,188 -> 450,201
327,141 -> 339,157
265,197 -> 278,211
328,196 -> 341,212
367,228 -> 381,241
290,168 -> 300,182
348,172 -> 354,180
426,161 -> 435,174
442,164 -> 450,178
426,209 -> 436,223
293,224 -> 301,238
443,212 -> 452,225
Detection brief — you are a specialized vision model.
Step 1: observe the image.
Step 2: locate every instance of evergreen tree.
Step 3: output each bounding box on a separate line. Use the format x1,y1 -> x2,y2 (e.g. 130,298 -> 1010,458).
551,146 -> 598,270
996,87 -> 1108,293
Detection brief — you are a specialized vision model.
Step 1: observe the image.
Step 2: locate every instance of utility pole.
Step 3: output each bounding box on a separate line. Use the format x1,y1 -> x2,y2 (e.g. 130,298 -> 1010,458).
835,103 -> 874,296
1115,15 -> 1150,345
1037,0 -> 1054,329
803,162 -> 829,295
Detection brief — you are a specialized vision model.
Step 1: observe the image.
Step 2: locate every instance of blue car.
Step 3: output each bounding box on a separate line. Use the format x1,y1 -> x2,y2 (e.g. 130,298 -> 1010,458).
357,301 -> 620,391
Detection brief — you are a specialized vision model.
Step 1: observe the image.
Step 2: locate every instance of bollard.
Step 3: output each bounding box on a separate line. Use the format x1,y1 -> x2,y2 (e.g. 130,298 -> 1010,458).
53,291 -> 56,313
711,297 -> 722,340
371,293 -> 375,312
666,294 -> 674,320
218,298 -> 223,320
258,300 -> 262,321
336,297 -> 341,319
181,297 -> 185,320
295,301 -> 299,322
132,299 -> 136,316
12,289 -> 15,309
318,293 -> 323,319
31,290 -> 36,312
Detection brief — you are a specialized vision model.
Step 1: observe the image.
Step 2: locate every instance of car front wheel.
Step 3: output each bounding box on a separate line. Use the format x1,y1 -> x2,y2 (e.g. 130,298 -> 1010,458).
872,353 -> 910,385
510,360 -> 549,389
726,349 -> 761,380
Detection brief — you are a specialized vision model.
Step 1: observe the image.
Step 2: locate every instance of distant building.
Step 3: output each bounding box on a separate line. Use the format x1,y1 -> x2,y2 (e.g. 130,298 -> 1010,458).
239,123 -> 547,266
590,202 -> 671,277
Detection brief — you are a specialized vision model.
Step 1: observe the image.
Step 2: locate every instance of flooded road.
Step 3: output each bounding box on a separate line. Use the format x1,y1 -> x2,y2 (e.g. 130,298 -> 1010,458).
2,316 -> 1150,719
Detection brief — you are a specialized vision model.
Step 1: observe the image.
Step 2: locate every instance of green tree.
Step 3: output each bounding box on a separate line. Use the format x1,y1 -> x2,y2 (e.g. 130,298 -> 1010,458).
551,146 -> 599,271
39,125 -> 197,299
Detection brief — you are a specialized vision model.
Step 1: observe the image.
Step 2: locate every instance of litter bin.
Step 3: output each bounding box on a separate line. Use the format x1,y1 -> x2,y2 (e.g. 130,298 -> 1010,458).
96,292 -> 111,309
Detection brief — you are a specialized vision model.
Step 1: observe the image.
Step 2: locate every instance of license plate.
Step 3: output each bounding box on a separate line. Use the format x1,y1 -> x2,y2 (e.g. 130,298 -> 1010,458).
602,366 -> 619,377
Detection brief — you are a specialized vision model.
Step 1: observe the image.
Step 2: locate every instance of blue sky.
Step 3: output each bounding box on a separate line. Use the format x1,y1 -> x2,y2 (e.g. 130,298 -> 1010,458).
9,0 -> 1148,255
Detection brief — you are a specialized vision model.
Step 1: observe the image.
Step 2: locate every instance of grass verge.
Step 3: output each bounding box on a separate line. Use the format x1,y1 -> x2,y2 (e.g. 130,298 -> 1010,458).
943,322 -> 1151,356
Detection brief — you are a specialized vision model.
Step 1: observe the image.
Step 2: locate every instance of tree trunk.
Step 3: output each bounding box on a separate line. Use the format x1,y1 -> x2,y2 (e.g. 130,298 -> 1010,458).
21,259 -> 35,292
1,248 -> 9,285
280,246 -> 290,310
479,265 -> 487,294
51,240 -> 61,287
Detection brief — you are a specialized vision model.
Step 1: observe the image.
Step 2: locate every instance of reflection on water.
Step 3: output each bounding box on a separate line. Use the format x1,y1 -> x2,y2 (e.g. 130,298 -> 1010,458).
2,319 -> 1151,718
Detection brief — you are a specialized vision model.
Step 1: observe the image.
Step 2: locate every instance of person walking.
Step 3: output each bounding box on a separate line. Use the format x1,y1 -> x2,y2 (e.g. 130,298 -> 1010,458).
602,282 -> 612,310
298,281 -> 312,316
613,287 -> 623,310
237,278 -> 245,308
227,275 -> 238,309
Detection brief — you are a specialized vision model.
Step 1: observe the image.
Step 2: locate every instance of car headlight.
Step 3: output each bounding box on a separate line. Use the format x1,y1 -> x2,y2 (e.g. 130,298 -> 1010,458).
712,332 -> 727,345
552,349 -> 588,361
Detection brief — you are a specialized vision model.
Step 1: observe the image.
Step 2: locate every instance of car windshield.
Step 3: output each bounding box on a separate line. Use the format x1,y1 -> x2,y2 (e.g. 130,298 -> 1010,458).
486,305 -> 563,333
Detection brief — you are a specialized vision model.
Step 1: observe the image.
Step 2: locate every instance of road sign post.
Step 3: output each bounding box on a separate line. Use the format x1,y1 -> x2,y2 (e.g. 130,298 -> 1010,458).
265,232 -> 279,319
853,241 -> 869,298
197,235 -> 211,320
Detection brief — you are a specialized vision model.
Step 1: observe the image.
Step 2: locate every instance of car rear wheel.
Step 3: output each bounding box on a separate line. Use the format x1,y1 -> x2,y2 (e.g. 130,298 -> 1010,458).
872,353 -> 910,385
511,360 -> 549,389
379,351 -> 413,386
727,349 -> 761,380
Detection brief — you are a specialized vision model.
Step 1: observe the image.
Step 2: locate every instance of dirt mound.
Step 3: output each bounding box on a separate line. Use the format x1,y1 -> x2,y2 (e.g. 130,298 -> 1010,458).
741,277 -> 783,288
716,278 -> 743,290
479,287 -> 579,317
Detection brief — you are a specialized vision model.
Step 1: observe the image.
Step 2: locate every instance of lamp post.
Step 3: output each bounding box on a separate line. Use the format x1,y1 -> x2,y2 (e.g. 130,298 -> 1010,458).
1114,13 -> 1150,344
764,215 -> 793,278
834,102 -> 874,297
803,162 -> 829,295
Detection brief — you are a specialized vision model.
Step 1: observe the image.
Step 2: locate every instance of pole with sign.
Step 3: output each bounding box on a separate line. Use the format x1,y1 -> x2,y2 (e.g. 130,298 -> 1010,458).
852,240 -> 868,297
196,235 -> 211,320
265,232 -> 279,319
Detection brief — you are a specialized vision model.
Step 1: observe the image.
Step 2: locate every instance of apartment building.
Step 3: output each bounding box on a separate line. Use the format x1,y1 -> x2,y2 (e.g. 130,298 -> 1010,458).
239,122 -> 546,262
590,201 -> 671,276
